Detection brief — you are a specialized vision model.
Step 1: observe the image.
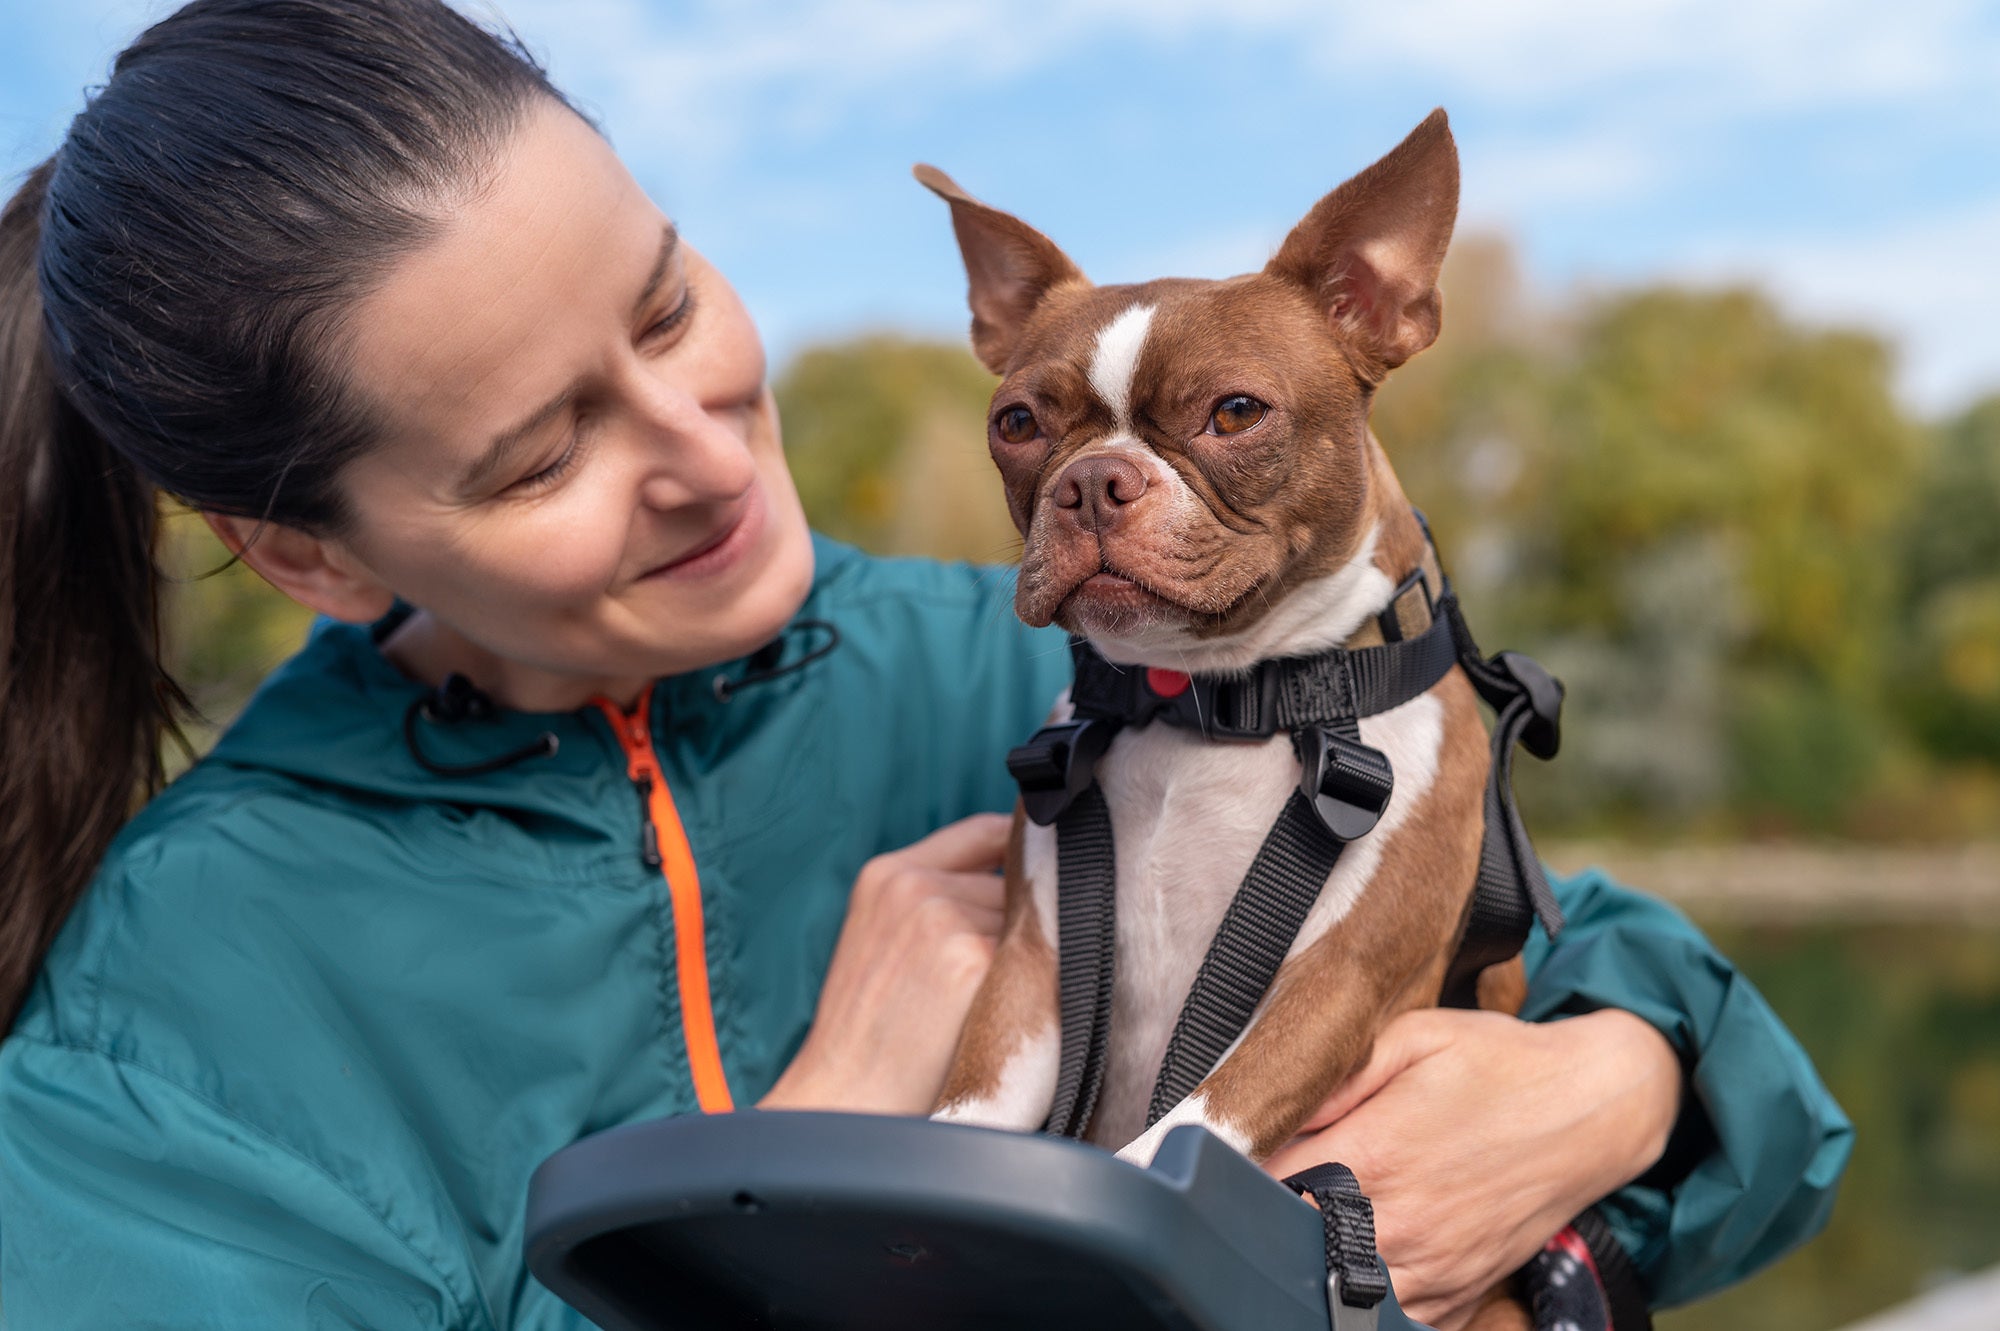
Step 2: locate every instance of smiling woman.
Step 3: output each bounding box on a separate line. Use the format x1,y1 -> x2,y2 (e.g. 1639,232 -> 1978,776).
0,2 -> 1848,1329
231,100 -> 814,709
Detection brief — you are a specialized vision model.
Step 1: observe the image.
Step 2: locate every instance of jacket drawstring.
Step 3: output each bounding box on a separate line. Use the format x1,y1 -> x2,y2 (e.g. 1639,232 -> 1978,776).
402,674 -> 560,778
711,619 -> 842,702
399,619 -> 843,775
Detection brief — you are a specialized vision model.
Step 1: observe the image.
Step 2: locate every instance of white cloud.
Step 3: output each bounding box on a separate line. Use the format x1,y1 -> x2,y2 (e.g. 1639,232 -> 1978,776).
1678,194 -> 2000,414
1463,127 -> 1669,218
494,0 -> 1998,154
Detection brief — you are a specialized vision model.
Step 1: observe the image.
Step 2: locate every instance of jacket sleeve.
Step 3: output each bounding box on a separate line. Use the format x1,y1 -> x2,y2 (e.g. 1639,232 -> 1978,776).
1518,869 -> 1854,1308
0,1037 -> 498,1331
891,559 -> 1075,830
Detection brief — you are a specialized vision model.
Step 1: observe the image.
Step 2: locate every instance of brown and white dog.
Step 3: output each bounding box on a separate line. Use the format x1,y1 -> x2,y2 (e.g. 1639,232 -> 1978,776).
917,110 -> 1533,1200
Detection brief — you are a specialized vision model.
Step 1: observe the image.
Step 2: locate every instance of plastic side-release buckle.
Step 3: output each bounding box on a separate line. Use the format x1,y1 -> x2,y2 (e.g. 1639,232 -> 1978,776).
1296,727 -> 1395,842
1492,651 -> 1564,760
1007,719 -> 1117,826
1198,659 -> 1282,740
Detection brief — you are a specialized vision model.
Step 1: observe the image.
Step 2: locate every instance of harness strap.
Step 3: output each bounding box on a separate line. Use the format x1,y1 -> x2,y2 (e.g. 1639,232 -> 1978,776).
1063,606 -> 1459,746
1281,1161 -> 1390,1318
1043,785 -> 1118,1139
1437,600 -> 1566,1008
1148,784 -> 1349,1125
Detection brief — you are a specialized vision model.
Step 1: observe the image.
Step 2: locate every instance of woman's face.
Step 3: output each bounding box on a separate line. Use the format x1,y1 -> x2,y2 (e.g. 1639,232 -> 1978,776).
326,98 -> 814,705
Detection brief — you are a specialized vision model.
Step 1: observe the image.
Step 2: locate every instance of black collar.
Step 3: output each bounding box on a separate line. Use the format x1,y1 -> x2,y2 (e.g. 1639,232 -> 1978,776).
1065,593 -> 1460,742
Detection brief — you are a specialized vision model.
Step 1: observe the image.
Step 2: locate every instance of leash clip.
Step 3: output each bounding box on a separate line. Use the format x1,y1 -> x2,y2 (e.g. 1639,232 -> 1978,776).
1008,718 -> 1118,826
1296,727 -> 1395,842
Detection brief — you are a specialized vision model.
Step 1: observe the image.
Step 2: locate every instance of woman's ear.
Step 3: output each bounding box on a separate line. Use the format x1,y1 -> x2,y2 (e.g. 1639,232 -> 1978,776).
202,511 -> 396,624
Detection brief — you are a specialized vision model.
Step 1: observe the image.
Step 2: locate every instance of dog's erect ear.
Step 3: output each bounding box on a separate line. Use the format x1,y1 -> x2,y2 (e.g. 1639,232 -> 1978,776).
1265,109 -> 1460,380
914,164 -> 1087,374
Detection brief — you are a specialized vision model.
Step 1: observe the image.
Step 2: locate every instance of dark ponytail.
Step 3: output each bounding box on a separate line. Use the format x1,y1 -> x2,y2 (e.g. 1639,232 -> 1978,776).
0,0 -> 562,1030
1,160 -> 184,1032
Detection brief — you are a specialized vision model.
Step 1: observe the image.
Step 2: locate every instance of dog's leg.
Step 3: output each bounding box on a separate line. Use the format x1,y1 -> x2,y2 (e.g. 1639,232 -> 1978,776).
1112,874 -> 1471,1167
933,808 -> 1061,1131
1476,954 -> 1528,1015
1117,684 -> 1491,1167
1113,923 -> 1450,1167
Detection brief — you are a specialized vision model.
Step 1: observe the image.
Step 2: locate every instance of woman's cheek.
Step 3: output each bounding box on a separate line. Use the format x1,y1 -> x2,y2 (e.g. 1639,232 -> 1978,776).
456,491 -> 633,610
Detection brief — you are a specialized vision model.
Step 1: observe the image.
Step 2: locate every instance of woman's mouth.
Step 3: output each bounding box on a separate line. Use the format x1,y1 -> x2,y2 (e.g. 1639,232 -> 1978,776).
639,485 -> 767,582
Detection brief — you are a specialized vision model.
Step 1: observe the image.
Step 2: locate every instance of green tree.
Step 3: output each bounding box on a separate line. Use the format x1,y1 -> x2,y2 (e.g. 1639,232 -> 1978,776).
775,337 -> 1018,564
1897,396 -> 2000,765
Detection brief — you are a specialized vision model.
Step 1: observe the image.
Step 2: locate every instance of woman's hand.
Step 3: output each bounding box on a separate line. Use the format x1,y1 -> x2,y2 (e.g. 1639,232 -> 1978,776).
759,813 -> 1010,1115
1263,1007 -> 1682,1331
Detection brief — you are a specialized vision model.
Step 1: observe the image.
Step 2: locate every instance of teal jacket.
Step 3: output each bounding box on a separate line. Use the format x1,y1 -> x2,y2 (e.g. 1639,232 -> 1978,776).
0,537 -> 1849,1328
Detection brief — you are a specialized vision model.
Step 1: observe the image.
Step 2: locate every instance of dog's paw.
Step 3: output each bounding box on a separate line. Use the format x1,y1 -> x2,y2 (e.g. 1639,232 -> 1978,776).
1115,1094 -> 1252,1167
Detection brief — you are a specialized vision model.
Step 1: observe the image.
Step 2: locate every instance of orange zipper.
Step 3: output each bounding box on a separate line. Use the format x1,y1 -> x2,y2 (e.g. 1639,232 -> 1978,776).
593,684 -> 734,1113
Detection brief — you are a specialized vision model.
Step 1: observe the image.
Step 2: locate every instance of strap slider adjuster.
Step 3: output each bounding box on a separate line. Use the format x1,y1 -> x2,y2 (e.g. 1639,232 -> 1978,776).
1296,727 -> 1396,842
1007,718 -> 1117,826
1492,650 -> 1564,759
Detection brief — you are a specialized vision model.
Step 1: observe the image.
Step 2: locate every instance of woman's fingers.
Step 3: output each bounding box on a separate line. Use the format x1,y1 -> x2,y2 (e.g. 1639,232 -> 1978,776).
924,869 -> 1007,915
760,814 -> 1015,1115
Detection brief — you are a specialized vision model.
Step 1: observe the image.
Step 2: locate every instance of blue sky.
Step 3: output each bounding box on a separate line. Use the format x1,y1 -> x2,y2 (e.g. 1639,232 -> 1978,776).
6,0 -> 1998,415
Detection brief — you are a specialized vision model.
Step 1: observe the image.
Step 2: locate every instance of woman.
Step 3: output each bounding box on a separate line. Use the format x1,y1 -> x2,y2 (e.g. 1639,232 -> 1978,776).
0,2 -> 1848,1328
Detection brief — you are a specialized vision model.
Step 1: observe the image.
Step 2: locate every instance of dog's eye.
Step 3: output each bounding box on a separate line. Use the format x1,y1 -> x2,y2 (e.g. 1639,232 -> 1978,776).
1209,395 -> 1267,436
994,405 -> 1040,445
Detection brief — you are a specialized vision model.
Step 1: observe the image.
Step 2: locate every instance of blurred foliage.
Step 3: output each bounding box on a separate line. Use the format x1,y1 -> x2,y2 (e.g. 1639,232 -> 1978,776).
165,240 -> 2000,839
1657,919 -> 2000,1331
777,336 -> 1021,565
158,507 -> 315,762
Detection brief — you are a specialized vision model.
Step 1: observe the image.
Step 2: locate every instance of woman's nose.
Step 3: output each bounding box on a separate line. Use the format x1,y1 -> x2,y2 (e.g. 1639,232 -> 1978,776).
623,372 -> 761,507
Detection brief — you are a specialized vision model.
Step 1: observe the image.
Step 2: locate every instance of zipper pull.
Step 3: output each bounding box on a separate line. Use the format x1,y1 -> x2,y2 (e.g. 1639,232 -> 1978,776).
633,773 -> 663,869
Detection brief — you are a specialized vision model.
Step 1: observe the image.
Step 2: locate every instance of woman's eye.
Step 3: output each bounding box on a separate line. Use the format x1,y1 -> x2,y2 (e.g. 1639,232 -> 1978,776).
1209,395 -> 1267,436
994,406 -> 1039,445
509,430 -> 584,494
644,290 -> 697,343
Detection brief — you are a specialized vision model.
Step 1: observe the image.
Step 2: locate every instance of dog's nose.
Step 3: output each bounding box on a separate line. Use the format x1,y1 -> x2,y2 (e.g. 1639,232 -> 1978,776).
1053,455 -> 1149,532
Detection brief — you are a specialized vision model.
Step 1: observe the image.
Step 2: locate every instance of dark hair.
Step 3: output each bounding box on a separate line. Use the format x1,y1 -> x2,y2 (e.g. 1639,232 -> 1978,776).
0,0 -> 561,1030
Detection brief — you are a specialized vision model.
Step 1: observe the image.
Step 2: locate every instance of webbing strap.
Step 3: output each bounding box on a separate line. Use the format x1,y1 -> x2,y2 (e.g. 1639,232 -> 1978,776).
1570,1206 -> 1655,1331
1439,602 -> 1566,1008
1064,606 -> 1459,743
1147,786 -> 1348,1125
1281,1162 -> 1390,1311
1042,785 -> 1118,1139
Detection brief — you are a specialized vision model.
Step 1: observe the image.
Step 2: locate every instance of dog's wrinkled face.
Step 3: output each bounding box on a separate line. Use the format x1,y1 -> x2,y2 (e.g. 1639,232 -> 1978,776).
918,110 -> 1459,664
985,275 -> 1373,644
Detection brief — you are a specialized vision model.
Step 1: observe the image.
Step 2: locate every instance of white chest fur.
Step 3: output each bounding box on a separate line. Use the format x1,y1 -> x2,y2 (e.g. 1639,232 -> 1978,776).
1019,687 -> 1445,1149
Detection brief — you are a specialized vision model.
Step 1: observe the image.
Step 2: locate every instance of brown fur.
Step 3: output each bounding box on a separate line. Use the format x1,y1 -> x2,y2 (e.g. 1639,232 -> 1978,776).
937,810 -> 1058,1111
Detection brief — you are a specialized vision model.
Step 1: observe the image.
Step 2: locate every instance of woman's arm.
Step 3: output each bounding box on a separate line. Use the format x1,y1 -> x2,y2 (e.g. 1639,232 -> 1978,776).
1267,869 -> 1853,1329
1264,1007 -> 1681,1331
1516,869 -> 1853,1305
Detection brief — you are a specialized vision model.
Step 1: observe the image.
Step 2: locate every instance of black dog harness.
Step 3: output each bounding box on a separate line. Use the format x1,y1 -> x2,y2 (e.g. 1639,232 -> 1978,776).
1008,529 -> 1567,1141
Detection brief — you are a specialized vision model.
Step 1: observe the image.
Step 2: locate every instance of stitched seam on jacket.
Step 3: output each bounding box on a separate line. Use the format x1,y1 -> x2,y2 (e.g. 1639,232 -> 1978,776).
11,1037 -> 497,1331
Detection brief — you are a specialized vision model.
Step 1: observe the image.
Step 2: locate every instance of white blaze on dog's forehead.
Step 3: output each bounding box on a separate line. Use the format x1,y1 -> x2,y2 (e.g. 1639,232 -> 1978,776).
1087,302 -> 1156,426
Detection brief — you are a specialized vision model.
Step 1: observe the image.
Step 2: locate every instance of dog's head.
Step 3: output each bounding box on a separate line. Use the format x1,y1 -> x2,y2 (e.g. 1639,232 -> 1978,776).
917,111 -> 1458,668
